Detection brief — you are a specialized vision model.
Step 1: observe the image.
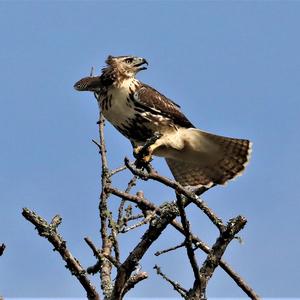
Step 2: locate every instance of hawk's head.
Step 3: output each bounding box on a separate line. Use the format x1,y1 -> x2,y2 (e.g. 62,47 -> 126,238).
105,55 -> 148,78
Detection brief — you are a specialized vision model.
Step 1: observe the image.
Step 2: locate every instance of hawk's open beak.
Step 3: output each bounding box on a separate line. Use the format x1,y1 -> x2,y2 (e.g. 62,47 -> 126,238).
136,58 -> 148,71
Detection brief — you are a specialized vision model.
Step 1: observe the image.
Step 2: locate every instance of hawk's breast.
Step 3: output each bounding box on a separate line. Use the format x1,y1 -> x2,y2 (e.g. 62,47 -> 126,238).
99,79 -> 166,143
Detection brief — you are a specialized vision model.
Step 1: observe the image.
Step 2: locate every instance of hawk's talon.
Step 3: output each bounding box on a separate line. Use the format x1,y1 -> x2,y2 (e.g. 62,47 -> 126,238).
141,153 -> 153,164
133,145 -> 153,170
133,146 -> 144,159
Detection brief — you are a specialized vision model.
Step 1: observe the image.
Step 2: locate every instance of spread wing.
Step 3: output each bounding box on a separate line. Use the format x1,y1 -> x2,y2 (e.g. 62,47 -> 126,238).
133,83 -> 194,128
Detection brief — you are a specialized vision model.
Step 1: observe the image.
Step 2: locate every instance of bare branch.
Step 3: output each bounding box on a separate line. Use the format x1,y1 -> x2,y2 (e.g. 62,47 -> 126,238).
125,158 -> 225,232
176,194 -> 201,285
154,264 -> 188,298
170,219 -> 260,299
111,202 -> 180,300
109,165 -> 127,177
155,241 -> 186,256
85,237 -> 120,270
84,237 -> 100,258
121,210 -> 156,233
107,186 -> 157,211
22,208 -> 99,300
122,272 -> 148,295
188,216 -> 248,299
125,213 -> 144,222
107,186 -> 259,299
96,113 -> 113,297
117,175 -> 138,228
84,237 -> 103,275
107,213 -> 121,264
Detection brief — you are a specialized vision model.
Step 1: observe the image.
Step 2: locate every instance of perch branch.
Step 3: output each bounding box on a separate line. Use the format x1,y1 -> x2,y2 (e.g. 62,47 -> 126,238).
125,158 -> 225,232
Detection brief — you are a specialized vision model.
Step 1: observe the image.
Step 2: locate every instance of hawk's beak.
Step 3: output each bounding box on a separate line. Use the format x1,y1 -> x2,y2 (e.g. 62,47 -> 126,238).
136,58 -> 148,71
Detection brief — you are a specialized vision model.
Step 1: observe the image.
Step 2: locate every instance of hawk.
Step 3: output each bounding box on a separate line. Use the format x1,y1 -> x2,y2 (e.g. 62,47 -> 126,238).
74,55 -> 252,188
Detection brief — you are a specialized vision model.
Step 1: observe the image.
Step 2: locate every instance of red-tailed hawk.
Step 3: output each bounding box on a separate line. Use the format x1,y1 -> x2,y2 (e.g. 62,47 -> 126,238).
74,55 -> 252,188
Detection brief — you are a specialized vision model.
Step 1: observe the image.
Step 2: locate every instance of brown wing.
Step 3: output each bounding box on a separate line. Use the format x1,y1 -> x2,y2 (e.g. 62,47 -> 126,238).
133,83 -> 194,128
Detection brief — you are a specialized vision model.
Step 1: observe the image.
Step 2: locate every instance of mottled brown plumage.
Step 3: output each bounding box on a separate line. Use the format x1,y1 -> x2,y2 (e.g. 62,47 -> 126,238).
74,55 -> 252,189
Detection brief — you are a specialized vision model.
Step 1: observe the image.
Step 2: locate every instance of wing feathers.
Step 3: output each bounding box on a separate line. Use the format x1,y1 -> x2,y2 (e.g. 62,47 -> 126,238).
134,83 -> 194,128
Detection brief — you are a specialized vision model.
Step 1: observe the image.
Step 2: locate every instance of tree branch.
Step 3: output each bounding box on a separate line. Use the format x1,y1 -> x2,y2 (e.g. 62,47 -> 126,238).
176,194 -> 201,285
111,201 -> 181,300
122,271 -> 149,296
107,186 -> 259,299
125,158 -> 225,232
95,113 -> 113,297
154,264 -> 188,298
22,208 -> 100,300
154,241 -> 186,256
117,175 -> 138,229
188,216 -> 247,299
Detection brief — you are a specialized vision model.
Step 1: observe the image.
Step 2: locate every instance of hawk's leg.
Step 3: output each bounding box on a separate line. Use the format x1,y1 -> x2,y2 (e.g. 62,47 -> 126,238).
133,133 -> 163,166
133,146 -> 144,158
133,145 -> 153,164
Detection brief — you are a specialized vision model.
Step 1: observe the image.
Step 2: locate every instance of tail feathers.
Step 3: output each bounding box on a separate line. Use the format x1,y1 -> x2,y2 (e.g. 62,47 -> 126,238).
165,129 -> 252,188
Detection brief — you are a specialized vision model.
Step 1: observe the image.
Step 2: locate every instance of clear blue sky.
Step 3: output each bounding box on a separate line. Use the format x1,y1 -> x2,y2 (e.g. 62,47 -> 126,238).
0,1 -> 299,298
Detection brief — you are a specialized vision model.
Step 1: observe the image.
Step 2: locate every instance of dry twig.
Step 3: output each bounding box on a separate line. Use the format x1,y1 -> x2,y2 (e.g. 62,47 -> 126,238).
155,241 -> 186,256
154,264 -> 188,298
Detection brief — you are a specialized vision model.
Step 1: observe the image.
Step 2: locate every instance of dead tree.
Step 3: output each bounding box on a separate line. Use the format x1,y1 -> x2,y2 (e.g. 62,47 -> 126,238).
22,112 -> 260,300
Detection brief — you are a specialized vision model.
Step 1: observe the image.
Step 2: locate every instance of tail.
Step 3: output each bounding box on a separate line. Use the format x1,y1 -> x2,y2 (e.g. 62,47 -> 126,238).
165,128 -> 252,188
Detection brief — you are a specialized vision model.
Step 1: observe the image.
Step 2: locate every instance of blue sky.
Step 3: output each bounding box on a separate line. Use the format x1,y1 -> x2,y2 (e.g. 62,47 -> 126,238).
0,1 -> 300,298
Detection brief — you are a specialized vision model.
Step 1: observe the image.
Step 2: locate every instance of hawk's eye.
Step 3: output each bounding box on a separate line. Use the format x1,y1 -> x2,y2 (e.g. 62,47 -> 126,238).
125,58 -> 133,64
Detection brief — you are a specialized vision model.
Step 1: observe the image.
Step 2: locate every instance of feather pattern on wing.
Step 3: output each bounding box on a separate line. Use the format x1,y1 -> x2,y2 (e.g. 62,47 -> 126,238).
133,83 -> 194,128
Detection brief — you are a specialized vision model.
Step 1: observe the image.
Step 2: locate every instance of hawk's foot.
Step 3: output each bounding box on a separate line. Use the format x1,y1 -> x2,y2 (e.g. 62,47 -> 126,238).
133,146 -> 144,159
133,145 -> 153,169
141,152 -> 153,164
133,133 -> 162,169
